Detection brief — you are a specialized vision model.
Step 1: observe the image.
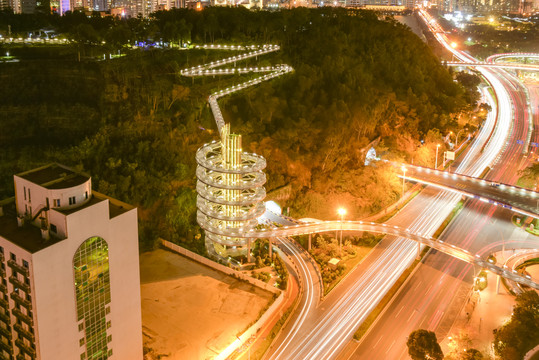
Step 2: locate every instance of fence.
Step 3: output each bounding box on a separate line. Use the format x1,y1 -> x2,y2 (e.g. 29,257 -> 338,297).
160,239 -> 287,359
160,239 -> 281,295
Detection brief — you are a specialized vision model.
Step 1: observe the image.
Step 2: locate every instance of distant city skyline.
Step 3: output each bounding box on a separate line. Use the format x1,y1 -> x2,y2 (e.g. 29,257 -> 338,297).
1,0 -> 537,18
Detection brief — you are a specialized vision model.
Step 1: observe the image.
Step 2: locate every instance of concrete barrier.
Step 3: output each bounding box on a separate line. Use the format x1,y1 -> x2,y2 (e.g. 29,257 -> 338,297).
159,239 -> 290,360
160,239 -> 281,295
524,344 -> 539,360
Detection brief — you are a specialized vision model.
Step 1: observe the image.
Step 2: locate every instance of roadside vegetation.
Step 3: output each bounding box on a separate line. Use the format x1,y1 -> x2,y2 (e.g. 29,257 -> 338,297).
305,233 -> 381,294
0,8 -> 479,253
493,291 -> 539,360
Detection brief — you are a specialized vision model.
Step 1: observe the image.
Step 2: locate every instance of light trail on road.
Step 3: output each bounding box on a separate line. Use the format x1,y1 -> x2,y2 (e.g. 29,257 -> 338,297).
268,12 -> 521,356
349,11 -> 537,360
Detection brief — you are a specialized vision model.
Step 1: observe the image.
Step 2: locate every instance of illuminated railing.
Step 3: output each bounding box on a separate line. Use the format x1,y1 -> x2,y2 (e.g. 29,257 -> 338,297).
184,45 -> 293,260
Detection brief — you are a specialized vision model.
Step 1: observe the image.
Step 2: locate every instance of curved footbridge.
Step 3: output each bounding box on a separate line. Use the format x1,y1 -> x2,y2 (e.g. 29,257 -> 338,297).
199,212 -> 539,290
186,44 -> 539,293
400,164 -> 539,219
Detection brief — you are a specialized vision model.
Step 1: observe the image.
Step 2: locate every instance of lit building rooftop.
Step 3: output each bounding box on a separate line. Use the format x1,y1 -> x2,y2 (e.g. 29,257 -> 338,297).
16,163 -> 89,190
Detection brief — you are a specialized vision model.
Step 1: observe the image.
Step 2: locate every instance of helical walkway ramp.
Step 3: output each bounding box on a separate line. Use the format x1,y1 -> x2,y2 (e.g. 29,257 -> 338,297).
184,45 -> 539,291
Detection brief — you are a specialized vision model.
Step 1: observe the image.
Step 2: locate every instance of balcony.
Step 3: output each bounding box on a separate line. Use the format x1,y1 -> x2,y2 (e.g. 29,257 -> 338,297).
0,283 -> 7,294
11,308 -> 32,326
8,277 -> 30,294
0,297 -> 8,310
14,323 -> 34,342
10,293 -> 31,311
0,340 -> 12,355
7,261 -> 29,277
0,311 -> 10,325
0,325 -> 11,339
15,338 -> 35,357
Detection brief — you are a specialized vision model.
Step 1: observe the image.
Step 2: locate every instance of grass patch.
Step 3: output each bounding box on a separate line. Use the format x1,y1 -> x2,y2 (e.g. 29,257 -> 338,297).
512,215 -> 524,228
479,166 -> 491,179
474,270 -> 488,291
513,216 -> 539,236
322,246 -> 375,295
516,175 -> 536,190
516,258 -> 539,270
307,233 -> 382,295
353,199 -> 464,341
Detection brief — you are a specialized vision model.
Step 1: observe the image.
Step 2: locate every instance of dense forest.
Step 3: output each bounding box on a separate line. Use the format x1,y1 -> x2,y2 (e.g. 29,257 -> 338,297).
0,8 -> 476,252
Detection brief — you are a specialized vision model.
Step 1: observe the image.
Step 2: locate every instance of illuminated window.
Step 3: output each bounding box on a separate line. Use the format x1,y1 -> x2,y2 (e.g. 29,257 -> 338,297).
73,237 -> 111,360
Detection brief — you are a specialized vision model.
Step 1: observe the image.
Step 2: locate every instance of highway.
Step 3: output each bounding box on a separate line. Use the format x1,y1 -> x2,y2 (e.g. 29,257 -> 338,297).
186,36 -> 538,359
343,11 -> 539,360
265,46 -> 519,358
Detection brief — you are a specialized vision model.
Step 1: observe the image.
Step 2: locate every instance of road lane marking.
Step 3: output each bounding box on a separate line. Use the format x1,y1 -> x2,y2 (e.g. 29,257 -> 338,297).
407,311 -> 415,323
386,340 -> 396,354
395,305 -> 404,318
414,281 -> 423,290
373,335 -> 383,349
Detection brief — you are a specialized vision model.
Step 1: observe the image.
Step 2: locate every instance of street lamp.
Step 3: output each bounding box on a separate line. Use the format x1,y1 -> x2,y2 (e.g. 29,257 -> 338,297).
337,208 -> 346,257
401,166 -> 407,198
456,128 -> 468,147
435,144 -> 441,169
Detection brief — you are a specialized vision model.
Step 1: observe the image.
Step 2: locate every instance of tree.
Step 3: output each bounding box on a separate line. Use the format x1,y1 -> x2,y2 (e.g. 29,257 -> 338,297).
461,349 -> 483,360
407,329 -> 444,360
493,291 -> 539,359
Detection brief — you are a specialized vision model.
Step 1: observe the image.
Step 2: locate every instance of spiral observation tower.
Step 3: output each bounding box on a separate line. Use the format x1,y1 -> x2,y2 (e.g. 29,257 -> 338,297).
186,44 -> 293,260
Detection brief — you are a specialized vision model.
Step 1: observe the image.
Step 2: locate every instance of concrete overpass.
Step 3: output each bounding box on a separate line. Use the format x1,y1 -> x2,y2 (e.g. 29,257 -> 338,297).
446,61 -> 539,71
198,211 -> 539,290
400,164 -> 539,219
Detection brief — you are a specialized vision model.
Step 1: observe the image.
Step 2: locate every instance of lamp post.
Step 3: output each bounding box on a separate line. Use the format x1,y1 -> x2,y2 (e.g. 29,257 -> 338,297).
337,208 -> 346,257
456,128 -> 468,147
435,144 -> 440,169
401,166 -> 407,198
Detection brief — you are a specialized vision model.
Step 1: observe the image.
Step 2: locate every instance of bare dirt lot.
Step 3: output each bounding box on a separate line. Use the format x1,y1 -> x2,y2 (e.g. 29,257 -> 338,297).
140,249 -> 274,360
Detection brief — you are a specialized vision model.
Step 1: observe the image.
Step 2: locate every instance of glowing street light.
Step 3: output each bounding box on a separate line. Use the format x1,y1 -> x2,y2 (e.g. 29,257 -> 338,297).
338,208 -> 346,256
456,128 -> 468,147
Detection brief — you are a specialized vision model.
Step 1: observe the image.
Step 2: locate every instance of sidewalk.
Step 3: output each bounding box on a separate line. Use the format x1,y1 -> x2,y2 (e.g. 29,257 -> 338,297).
441,268 -> 515,357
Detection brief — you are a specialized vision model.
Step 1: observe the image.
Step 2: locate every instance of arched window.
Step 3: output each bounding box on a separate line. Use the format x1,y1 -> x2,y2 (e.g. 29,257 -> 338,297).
73,237 -> 112,360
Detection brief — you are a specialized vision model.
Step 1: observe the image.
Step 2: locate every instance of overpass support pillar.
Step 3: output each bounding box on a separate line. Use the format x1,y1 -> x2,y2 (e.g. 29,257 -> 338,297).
308,234 -> 312,251
416,242 -> 421,260
496,275 -> 500,295
247,238 -> 252,263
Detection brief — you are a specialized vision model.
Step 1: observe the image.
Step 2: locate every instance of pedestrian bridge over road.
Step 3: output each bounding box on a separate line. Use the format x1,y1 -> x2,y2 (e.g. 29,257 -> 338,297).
400,164 -> 539,219
199,212 -> 539,291
446,61 -> 539,71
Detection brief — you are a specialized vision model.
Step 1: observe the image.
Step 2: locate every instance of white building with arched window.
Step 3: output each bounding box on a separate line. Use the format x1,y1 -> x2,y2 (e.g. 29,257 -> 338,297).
0,163 -> 142,360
